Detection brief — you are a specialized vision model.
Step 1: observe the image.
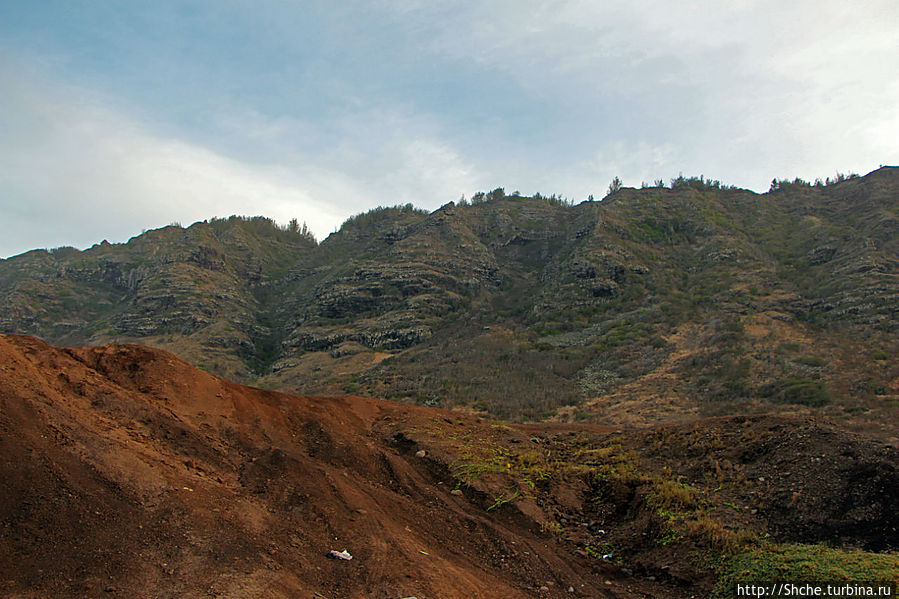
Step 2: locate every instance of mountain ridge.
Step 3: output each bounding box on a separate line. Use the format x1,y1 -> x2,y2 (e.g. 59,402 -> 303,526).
1,167 -> 896,435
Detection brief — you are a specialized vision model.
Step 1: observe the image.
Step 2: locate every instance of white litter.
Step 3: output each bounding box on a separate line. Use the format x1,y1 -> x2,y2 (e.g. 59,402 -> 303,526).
327,549 -> 353,560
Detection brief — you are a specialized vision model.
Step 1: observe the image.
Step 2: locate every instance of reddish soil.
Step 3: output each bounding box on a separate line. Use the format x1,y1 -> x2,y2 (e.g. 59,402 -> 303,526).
0,335 -> 651,599
2,335 -> 896,598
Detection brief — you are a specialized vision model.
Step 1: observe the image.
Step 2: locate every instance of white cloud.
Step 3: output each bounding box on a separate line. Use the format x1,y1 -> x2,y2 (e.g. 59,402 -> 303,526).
1,2 -> 896,260
389,0 -> 898,189
0,60 -> 482,257
0,76 -> 338,256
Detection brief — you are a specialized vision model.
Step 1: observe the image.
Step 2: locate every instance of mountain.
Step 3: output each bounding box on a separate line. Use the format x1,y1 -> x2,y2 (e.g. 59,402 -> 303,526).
1,168 -> 897,436
2,334 -> 896,598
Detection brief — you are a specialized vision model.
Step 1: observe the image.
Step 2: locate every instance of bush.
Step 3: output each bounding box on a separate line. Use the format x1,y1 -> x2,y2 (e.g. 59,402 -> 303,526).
760,377 -> 831,407
793,356 -> 827,368
607,176 -> 622,196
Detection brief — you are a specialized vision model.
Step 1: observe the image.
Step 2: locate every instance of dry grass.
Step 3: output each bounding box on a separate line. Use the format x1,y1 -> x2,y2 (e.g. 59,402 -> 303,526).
650,479 -> 699,511
686,514 -> 757,551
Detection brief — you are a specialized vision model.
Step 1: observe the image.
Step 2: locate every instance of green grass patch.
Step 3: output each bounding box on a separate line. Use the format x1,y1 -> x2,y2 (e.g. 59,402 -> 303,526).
711,543 -> 899,598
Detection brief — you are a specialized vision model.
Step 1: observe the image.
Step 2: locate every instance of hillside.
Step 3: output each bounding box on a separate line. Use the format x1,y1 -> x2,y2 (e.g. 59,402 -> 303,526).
1,334 -> 896,598
1,168 -> 897,437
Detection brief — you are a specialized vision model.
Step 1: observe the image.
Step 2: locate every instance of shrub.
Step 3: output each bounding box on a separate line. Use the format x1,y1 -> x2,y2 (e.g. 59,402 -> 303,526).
760,377 -> 831,407
794,356 -> 827,368
607,176 -> 622,195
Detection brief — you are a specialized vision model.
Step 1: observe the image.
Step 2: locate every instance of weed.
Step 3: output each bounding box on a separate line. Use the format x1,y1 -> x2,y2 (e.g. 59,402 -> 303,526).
487,488 -> 520,511
686,515 -> 756,552
540,520 -> 564,535
793,356 -> 827,368
658,527 -> 683,546
585,543 -> 619,563
649,479 -> 700,512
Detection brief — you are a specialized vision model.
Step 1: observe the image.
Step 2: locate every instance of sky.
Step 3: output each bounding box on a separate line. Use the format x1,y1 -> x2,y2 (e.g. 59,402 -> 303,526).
1,1 -> 897,258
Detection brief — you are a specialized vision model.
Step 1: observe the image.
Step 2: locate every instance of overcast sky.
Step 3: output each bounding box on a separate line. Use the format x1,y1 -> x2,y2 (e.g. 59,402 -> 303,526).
1,1 -> 897,258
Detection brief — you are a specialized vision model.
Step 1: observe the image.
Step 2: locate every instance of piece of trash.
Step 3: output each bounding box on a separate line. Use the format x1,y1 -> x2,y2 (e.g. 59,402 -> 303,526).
327,549 -> 353,561
597,529 -> 606,534
419,550 -> 430,555
602,553 -> 613,560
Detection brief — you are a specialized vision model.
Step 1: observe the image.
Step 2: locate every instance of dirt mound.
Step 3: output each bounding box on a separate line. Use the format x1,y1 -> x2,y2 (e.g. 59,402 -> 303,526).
0,335 -> 644,598
630,416 -> 899,551
2,335 -> 896,598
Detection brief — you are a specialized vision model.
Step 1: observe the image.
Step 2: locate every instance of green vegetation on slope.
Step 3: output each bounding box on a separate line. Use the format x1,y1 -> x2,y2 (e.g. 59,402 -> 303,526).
0,168 -> 897,430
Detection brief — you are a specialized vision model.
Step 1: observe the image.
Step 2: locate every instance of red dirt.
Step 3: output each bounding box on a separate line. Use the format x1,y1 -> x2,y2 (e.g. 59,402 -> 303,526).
0,335 -> 653,599
4,335 -> 895,598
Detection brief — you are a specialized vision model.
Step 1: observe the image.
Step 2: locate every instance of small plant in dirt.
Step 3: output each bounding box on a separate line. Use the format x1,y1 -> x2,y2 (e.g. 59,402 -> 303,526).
585,543 -> 620,563
487,488 -> 520,511
658,527 -> 683,546
540,520 -> 564,535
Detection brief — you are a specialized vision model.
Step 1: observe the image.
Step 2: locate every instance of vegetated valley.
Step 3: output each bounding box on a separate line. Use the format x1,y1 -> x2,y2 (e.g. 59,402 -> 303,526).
1,168 -> 897,597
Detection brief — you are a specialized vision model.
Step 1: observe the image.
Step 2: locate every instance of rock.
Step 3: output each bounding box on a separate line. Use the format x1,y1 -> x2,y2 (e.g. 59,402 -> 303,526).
807,246 -> 837,265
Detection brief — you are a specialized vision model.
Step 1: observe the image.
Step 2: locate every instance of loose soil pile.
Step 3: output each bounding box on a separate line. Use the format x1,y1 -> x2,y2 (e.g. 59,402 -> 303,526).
1,335 -> 896,598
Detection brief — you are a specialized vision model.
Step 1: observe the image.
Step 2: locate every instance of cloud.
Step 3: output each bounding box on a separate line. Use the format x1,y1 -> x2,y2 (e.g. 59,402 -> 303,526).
0,59 -> 482,258
1,1 -> 896,260
0,71 -> 334,257
386,0 -> 898,189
